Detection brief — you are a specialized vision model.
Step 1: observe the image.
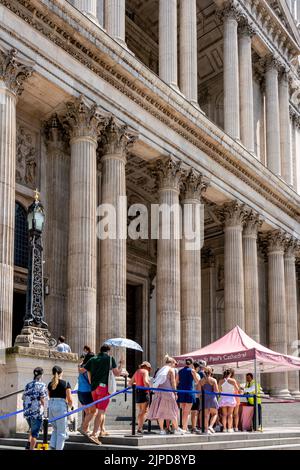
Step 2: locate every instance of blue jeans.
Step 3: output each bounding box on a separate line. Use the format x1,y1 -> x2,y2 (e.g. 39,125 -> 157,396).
48,398 -> 68,450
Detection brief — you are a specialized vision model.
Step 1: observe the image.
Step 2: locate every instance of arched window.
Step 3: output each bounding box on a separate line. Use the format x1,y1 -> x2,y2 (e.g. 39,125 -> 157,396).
14,202 -> 29,268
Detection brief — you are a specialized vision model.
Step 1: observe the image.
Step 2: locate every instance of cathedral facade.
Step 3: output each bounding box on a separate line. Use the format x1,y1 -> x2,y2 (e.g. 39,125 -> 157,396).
0,0 -> 300,396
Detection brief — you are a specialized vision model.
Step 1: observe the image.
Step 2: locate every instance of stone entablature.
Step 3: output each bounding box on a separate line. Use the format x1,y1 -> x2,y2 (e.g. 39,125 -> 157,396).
1,0 -> 300,227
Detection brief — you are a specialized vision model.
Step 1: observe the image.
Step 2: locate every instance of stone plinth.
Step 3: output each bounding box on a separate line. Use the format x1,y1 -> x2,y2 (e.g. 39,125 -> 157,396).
0,347 -> 78,435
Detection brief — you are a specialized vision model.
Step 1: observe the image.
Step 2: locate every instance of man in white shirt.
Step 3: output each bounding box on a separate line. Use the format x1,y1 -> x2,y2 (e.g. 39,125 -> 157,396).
56,336 -> 71,353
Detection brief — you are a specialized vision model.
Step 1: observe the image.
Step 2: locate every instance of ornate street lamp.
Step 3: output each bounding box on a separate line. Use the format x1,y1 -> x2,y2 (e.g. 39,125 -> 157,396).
15,190 -> 55,348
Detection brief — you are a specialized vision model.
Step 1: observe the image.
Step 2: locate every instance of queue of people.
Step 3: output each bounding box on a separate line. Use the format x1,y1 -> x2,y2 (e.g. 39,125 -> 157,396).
22,343 -> 262,449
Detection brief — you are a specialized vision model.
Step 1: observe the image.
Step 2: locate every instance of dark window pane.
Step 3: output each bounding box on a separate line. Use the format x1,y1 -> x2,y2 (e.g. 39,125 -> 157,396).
14,202 -> 28,268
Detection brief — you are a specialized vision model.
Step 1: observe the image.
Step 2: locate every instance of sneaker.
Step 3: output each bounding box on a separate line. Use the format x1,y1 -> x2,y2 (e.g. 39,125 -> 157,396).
208,426 -> 215,433
228,428 -> 234,433
137,429 -> 144,435
223,428 -> 228,432
191,428 -> 197,434
234,428 -> 239,432
159,430 -> 167,435
174,428 -> 185,435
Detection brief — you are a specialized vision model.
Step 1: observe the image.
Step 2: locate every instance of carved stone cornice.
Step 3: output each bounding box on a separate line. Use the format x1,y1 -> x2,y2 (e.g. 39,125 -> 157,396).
221,201 -> 248,228
99,117 -> 138,160
0,47 -> 33,96
63,95 -> 107,142
181,169 -> 209,202
267,230 -> 287,253
152,156 -> 185,192
243,211 -> 263,237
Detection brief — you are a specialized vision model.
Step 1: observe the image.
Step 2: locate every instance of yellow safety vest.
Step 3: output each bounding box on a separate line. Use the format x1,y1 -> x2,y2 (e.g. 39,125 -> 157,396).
245,380 -> 262,405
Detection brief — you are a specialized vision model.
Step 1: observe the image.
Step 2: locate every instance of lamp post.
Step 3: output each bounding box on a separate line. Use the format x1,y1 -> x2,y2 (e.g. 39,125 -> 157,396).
15,190 -> 56,349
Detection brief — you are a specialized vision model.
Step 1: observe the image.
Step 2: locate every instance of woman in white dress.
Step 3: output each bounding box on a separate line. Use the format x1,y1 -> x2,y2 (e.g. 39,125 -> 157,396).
218,369 -> 239,433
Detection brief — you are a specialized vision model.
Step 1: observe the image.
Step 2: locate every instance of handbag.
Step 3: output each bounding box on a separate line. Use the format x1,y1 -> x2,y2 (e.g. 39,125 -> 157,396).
108,356 -> 117,395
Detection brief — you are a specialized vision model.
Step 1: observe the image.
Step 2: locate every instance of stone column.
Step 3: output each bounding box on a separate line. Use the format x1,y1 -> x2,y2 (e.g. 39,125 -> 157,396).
180,170 -> 207,354
265,57 -> 282,176
154,157 -> 184,365
223,201 -> 246,331
44,115 -> 69,339
222,5 -> 240,139
0,49 -> 32,348
284,238 -> 300,397
159,0 -> 178,90
105,0 -> 126,45
243,212 -> 262,342
267,230 -> 290,397
179,0 -> 198,106
64,96 -> 106,353
279,71 -> 293,185
99,118 -> 136,351
238,21 -> 255,152
74,0 -> 98,22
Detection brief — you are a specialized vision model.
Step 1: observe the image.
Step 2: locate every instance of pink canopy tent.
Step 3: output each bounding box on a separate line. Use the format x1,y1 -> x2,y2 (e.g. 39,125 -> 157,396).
175,326 -> 300,374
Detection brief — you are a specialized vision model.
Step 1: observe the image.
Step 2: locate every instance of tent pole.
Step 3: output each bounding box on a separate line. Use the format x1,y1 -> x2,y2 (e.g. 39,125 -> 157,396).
254,357 -> 258,431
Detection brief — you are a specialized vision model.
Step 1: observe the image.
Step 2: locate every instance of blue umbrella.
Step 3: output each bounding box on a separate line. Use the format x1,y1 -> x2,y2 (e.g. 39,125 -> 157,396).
104,338 -> 143,352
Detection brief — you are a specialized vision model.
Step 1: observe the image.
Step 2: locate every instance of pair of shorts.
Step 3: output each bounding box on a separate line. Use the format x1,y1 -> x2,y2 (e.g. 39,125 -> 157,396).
92,385 -> 110,411
191,398 -> 200,411
26,417 -> 42,438
78,391 -> 94,406
136,389 -> 150,404
177,392 -> 195,404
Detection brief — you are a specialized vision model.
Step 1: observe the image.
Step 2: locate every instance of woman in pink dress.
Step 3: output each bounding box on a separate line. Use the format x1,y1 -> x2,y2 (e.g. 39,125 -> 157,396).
148,355 -> 184,435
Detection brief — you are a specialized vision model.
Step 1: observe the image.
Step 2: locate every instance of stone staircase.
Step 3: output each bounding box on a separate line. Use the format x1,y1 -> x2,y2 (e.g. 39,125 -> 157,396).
1,428 -> 300,451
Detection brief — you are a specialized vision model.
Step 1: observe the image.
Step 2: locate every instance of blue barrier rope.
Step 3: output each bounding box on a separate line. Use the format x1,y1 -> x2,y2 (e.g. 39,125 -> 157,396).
136,385 -> 253,398
0,409 -> 24,421
48,387 -> 132,424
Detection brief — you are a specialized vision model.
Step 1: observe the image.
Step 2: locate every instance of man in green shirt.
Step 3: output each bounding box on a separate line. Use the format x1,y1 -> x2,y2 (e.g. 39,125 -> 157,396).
84,344 -> 123,444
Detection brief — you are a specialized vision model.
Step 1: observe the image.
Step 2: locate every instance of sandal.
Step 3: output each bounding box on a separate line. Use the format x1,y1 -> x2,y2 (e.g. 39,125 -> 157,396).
88,435 -> 101,445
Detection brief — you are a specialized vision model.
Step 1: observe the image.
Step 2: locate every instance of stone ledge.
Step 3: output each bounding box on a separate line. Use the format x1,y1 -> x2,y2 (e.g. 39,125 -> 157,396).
5,346 -> 78,362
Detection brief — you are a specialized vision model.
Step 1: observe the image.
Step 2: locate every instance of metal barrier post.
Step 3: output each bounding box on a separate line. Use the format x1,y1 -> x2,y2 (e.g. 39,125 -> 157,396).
253,394 -> 257,432
201,389 -> 205,433
147,392 -> 153,433
125,376 -> 127,402
179,407 -> 183,429
37,417 -> 49,450
131,384 -> 136,436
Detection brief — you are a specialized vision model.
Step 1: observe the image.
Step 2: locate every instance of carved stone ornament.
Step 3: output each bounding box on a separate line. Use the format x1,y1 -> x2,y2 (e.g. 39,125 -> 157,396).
238,18 -> 256,38
216,1 -> 243,23
243,211 -> 263,237
285,237 -> 299,258
0,48 -> 33,96
100,116 -> 138,158
14,326 -> 57,349
221,200 -> 248,227
181,168 -> 209,201
16,125 -> 37,188
44,113 -> 67,149
63,95 -> 108,141
152,155 -> 185,191
264,54 -> 285,73
267,229 -> 287,253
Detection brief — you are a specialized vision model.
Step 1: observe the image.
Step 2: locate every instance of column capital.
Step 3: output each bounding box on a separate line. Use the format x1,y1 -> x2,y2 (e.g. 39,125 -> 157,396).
220,201 -> 247,228
263,54 -> 285,73
63,95 -> 108,142
243,211 -> 263,237
181,169 -> 209,202
152,156 -> 185,192
267,230 -> 288,253
238,18 -> 256,38
0,48 -> 33,96
285,237 -> 300,258
100,117 -> 138,160
216,1 -> 243,23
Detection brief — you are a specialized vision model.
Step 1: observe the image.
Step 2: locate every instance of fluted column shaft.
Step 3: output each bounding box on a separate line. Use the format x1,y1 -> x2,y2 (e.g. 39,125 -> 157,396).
243,214 -> 261,342
44,116 -> 69,338
279,73 -> 293,185
179,0 -> 198,105
284,242 -> 300,397
105,0 -> 126,44
74,0 -> 98,21
0,49 -> 32,348
223,9 -> 240,139
239,24 -> 255,152
64,97 -> 105,353
155,158 -> 183,364
268,231 -> 289,396
223,202 -> 245,331
180,171 -> 206,353
159,0 -> 178,90
99,118 -> 136,362
265,59 -> 281,176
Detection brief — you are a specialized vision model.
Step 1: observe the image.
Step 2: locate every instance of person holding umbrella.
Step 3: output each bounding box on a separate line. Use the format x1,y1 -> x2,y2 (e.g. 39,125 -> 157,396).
83,344 -> 124,444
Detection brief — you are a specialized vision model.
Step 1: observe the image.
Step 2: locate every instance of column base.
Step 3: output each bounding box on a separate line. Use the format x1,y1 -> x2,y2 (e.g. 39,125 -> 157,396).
270,389 -> 292,399
290,391 -> 300,399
